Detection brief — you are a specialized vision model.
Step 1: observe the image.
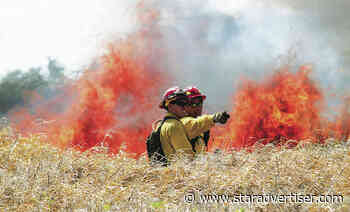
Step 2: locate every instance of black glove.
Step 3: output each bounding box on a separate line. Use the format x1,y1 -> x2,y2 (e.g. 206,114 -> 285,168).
213,111 -> 230,124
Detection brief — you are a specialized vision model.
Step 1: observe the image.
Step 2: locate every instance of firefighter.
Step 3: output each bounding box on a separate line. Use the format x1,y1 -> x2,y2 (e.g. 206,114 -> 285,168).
182,86 -> 209,153
154,87 -> 195,162
182,86 -> 230,154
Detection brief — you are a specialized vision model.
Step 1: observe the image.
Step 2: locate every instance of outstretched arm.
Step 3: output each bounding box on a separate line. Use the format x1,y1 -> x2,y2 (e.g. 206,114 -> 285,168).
181,115 -> 215,139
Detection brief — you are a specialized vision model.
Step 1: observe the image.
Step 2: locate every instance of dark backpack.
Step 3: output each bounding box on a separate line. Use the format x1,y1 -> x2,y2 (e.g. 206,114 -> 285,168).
146,116 -> 177,166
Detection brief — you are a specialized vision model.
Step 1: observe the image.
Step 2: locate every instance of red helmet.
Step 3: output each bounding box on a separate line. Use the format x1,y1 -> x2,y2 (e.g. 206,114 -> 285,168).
184,86 -> 206,101
159,87 -> 188,109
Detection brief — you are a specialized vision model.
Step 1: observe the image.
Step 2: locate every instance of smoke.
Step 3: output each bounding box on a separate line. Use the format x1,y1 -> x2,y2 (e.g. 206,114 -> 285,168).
136,0 -> 348,112
273,0 -> 350,89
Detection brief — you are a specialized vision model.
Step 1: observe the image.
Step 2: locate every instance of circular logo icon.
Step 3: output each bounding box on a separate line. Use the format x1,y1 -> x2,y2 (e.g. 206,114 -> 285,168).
184,192 -> 195,204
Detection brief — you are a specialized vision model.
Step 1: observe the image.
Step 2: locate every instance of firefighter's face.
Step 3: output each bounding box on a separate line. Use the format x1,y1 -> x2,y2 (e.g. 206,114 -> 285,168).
185,97 -> 203,117
167,99 -> 188,118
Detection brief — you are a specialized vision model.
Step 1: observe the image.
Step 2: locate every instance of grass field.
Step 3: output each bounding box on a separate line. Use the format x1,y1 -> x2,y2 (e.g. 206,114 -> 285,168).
1,126 -> 350,212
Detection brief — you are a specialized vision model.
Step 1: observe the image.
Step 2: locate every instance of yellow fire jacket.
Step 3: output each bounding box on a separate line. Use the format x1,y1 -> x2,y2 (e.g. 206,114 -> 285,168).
154,113 -> 215,162
154,112 -> 195,161
180,115 -> 215,154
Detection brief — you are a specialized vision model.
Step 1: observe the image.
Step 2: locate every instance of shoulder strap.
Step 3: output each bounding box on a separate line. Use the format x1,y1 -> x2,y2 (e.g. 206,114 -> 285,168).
157,116 -> 195,152
155,116 -> 178,134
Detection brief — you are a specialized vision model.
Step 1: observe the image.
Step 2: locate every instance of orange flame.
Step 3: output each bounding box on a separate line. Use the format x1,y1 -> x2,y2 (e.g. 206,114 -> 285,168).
215,66 -> 327,150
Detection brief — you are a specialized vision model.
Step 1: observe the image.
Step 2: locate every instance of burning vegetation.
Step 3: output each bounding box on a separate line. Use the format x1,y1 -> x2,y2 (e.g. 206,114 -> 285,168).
9,39 -> 170,158
215,66 -> 325,150
8,58 -> 350,156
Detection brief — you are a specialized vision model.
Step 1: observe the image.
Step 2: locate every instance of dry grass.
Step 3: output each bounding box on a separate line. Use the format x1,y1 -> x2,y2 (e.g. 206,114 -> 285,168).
1,127 -> 350,212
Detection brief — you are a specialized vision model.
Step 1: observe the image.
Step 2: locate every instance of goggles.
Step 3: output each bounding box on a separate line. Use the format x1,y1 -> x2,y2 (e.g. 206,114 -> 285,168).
188,102 -> 203,107
169,99 -> 188,107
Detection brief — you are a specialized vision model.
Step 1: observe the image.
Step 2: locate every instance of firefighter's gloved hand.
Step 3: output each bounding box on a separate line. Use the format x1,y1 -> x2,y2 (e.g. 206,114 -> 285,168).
213,111 -> 230,124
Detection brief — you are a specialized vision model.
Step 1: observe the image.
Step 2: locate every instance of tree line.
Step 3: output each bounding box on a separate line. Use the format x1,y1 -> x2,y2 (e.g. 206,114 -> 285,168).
0,58 -> 70,115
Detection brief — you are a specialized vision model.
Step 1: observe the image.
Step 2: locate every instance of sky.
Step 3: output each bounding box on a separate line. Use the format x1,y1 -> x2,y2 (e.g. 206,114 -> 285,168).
0,0 -> 139,77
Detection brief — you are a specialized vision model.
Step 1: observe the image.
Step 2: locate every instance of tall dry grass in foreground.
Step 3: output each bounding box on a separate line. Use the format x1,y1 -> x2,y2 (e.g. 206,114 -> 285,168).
1,127 -> 350,212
